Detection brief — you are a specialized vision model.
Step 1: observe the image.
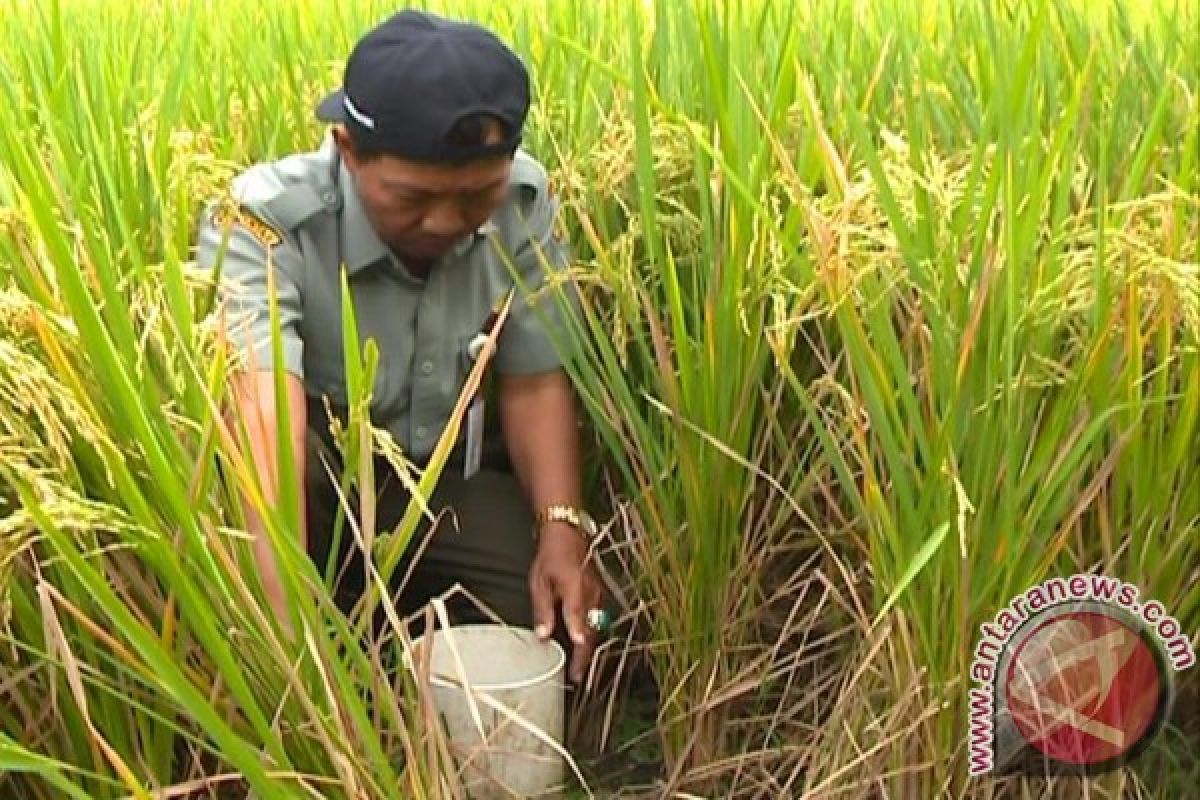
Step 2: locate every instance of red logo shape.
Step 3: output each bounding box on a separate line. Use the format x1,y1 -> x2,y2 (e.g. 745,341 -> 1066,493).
1004,611 -> 1162,766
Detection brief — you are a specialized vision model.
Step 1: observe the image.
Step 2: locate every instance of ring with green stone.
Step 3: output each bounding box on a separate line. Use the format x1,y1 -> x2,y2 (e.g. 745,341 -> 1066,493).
586,608 -> 613,636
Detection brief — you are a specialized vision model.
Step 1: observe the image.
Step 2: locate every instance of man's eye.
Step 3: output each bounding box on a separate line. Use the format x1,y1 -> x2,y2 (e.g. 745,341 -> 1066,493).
464,186 -> 502,205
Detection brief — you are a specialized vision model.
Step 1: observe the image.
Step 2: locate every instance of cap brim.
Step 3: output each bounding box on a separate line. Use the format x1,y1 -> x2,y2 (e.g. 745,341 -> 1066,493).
315,89 -> 347,122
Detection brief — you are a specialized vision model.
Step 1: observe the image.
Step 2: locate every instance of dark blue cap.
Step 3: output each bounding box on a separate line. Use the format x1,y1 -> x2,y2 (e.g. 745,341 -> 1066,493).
316,10 -> 530,163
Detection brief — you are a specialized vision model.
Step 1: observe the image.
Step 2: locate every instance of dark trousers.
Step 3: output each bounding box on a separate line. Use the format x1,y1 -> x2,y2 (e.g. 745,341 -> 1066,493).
303,426 -> 536,633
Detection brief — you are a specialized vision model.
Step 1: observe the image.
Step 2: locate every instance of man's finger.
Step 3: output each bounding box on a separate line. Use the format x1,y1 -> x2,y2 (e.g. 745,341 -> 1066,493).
529,571 -> 557,641
570,634 -> 595,684
571,569 -> 607,682
562,575 -> 588,647
563,576 -> 596,683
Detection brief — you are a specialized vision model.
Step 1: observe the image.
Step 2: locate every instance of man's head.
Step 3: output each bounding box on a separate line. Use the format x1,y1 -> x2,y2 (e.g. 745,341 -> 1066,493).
316,10 -> 530,262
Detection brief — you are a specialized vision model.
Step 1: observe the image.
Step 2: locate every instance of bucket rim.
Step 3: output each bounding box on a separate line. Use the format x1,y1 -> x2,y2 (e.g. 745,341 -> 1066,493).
405,623 -> 567,692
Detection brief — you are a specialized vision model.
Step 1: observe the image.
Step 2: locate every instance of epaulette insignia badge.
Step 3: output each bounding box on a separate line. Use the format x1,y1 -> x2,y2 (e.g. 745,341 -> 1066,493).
211,201 -> 283,248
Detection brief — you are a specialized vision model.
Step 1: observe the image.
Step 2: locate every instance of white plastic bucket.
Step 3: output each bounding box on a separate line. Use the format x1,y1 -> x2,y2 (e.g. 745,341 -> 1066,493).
405,624 -> 567,799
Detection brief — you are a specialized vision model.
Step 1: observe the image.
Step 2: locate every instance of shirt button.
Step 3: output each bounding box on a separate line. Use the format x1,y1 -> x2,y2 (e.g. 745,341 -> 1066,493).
420,360 -> 434,375
320,190 -> 338,207
415,426 -> 428,439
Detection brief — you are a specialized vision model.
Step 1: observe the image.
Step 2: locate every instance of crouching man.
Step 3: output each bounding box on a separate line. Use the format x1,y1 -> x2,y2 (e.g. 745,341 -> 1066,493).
195,10 -> 608,682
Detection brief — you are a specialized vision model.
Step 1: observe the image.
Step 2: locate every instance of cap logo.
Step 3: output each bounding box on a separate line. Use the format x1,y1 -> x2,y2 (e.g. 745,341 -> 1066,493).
343,95 -> 376,130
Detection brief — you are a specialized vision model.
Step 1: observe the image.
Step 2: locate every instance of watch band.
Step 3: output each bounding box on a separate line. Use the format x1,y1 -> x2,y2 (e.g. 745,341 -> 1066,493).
534,504 -> 597,540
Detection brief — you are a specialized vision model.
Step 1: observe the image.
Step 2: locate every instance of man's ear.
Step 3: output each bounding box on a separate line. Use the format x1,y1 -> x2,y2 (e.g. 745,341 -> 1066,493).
331,124 -> 358,170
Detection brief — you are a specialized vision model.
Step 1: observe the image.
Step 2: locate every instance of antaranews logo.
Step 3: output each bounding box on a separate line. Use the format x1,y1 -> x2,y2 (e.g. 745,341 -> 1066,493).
968,574 -> 1195,777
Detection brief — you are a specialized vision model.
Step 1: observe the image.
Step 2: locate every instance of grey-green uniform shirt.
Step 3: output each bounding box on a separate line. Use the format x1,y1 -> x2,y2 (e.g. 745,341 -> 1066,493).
195,134 -> 574,462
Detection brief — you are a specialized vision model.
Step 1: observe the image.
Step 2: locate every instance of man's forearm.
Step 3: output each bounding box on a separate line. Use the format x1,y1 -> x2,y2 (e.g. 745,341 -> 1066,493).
502,369 -> 604,661
498,369 -> 582,513
227,370 -> 308,613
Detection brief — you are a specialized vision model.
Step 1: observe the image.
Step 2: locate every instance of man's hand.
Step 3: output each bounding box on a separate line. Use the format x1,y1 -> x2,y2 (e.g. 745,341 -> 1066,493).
529,521 -> 605,683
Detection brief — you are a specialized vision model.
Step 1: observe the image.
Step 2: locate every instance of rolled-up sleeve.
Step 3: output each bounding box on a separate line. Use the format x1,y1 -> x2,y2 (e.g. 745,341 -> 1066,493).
195,202 -> 305,378
494,177 -> 580,376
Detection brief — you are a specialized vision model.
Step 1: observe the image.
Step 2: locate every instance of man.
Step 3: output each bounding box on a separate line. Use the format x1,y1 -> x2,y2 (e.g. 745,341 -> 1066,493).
195,10 -> 607,683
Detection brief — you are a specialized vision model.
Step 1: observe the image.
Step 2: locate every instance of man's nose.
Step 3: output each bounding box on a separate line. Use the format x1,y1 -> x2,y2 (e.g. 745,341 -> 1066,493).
421,198 -> 465,237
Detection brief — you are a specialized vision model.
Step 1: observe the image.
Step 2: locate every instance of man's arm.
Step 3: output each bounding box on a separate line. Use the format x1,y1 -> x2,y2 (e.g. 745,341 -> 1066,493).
499,368 -> 603,683
496,152 -> 602,682
196,185 -> 309,630
226,369 -> 308,626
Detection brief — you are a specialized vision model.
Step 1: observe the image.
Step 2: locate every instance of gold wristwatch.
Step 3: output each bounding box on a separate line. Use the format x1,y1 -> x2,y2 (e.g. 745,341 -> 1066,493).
534,504 -> 599,540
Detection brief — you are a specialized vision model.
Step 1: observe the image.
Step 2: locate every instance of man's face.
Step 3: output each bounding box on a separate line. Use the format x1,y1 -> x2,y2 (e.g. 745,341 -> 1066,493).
334,124 -> 512,262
